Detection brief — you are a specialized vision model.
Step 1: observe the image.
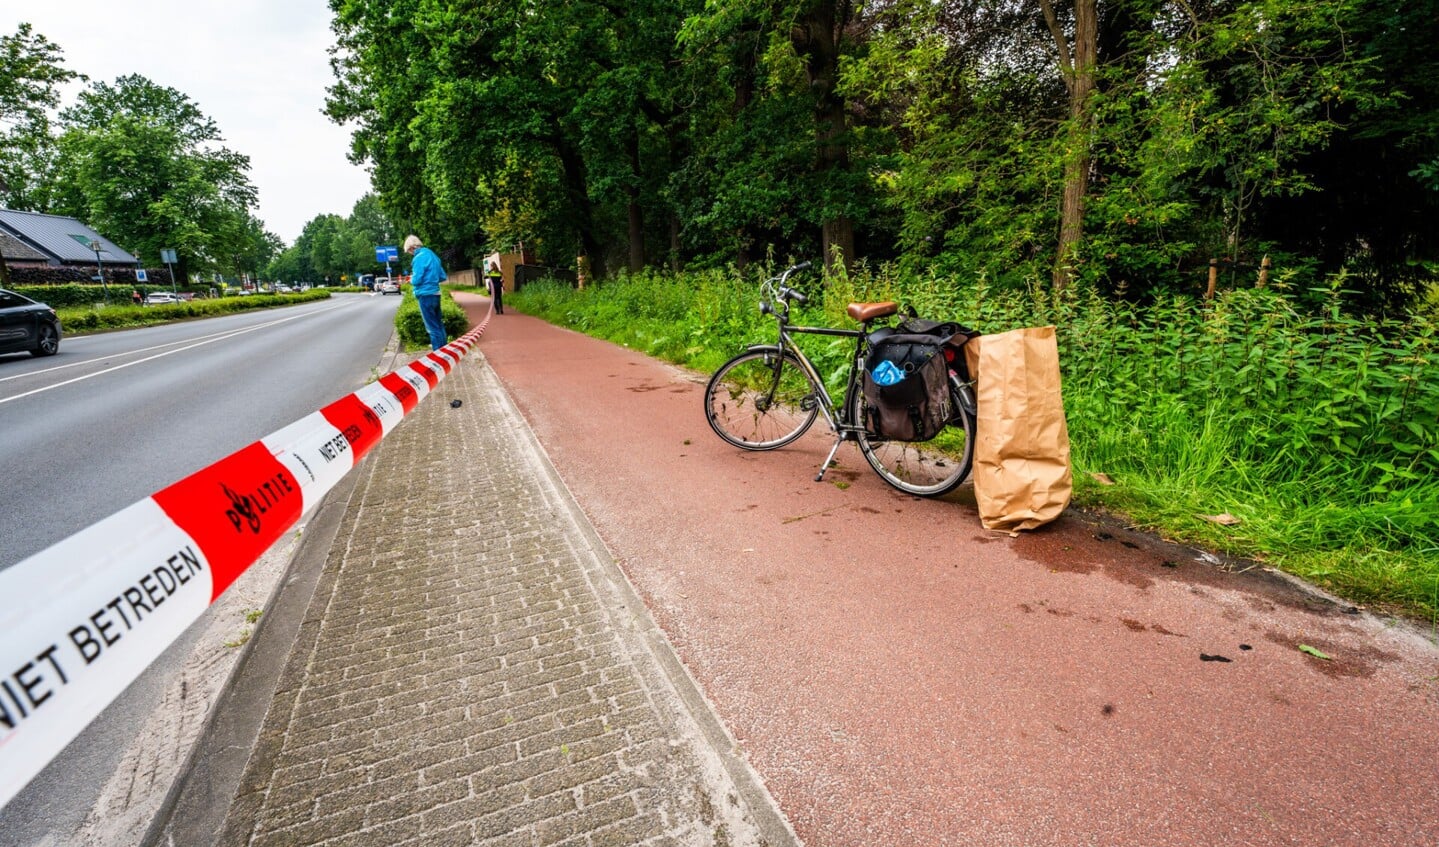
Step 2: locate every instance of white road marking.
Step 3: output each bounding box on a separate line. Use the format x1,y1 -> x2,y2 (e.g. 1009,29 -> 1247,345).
0,302 -> 355,405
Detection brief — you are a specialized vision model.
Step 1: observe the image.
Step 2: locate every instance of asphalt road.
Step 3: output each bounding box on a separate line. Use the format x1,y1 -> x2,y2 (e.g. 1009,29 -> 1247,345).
0,292 -> 401,846
0,292 -> 401,568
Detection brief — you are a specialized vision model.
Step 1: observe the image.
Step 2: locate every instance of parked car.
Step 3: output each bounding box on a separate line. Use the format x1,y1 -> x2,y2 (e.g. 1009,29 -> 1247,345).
0,288 -> 61,357
377,280 -> 401,295
145,291 -> 180,305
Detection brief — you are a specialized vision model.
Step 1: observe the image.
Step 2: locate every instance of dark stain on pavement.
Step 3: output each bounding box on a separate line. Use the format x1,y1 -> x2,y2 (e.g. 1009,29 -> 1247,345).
1119,618 -> 1186,636
1010,511 -> 1366,622
1048,558 -> 1100,577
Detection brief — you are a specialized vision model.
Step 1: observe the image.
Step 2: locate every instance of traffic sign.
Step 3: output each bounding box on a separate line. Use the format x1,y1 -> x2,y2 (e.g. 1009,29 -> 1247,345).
136,269 -> 149,282
376,246 -> 398,263
161,249 -> 177,264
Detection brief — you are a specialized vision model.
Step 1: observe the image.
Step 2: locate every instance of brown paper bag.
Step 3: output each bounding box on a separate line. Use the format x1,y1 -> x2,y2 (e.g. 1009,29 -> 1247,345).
963,326 -> 1072,531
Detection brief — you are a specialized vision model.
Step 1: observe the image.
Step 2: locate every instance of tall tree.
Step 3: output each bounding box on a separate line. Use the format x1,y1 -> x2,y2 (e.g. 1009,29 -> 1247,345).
0,23 -> 83,212
790,0 -> 858,269
1250,0 -> 1438,306
52,75 -> 258,280
682,0 -> 867,270
320,0 -> 1434,304
675,10 -> 815,267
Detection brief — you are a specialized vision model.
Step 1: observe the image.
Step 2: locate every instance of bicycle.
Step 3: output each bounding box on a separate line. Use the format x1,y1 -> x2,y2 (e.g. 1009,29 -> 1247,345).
703,262 -> 977,497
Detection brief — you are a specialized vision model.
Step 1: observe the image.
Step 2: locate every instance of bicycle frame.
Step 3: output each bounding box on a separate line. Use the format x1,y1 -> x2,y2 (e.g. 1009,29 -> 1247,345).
757,323 -> 866,437
748,264 -> 874,441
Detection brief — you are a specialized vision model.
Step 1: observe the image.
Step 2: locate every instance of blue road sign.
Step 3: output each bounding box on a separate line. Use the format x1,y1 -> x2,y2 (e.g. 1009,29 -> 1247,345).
376,246 -> 399,263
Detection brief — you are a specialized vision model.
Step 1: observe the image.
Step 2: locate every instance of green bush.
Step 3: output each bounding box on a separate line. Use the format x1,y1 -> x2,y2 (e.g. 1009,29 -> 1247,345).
13,283 -> 198,309
512,266 -> 1439,622
394,289 -> 469,348
6,267 -> 175,288
57,290 -> 331,331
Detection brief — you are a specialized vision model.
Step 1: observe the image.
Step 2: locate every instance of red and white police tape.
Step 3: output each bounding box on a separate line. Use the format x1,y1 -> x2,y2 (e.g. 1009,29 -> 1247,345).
0,307 -> 492,808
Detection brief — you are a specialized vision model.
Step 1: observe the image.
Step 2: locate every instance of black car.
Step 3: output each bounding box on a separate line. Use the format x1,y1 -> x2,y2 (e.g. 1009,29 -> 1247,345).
0,288 -> 61,357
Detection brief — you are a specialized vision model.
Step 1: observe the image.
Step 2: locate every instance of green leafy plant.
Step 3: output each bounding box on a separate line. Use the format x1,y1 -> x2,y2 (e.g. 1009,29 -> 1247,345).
393,289 -> 469,349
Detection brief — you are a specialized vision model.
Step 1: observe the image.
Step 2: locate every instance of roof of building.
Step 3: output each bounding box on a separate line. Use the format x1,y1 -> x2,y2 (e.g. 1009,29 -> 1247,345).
0,230 -> 50,262
0,208 -> 137,265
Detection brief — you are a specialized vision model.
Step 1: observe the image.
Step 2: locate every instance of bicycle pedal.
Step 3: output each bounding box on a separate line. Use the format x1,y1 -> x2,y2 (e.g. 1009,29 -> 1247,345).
800,395 -> 818,411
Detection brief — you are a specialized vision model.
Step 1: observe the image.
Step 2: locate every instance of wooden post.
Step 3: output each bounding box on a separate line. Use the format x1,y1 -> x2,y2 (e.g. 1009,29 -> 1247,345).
1257,255 -> 1271,288
1205,258 -> 1217,300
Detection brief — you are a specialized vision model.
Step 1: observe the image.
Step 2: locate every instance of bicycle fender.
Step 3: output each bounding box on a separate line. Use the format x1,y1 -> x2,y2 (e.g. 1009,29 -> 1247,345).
952,377 -> 977,417
743,344 -> 790,358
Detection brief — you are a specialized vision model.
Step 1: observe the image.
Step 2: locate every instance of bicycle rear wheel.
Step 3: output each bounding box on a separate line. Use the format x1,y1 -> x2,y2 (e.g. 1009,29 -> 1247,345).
855,377 -> 974,496
705,349 -> 819,450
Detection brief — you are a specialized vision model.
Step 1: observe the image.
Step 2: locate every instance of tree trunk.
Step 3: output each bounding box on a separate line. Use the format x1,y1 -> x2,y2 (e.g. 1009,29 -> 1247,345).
1040,0 -> 1098,290
822,216 -> 854,271
627,129 -> 645,273
731,27 -> 759,269
552,136 -> 606,280
668,215 -> 682,272
793,0 -> 856,272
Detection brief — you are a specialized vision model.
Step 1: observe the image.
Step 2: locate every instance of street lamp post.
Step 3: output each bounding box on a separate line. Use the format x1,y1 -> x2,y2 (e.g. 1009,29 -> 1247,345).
90,238 -> 109,301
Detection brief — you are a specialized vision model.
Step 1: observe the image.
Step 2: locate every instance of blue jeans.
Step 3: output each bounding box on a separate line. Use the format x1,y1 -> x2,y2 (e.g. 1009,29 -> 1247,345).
416,293 -> 447,350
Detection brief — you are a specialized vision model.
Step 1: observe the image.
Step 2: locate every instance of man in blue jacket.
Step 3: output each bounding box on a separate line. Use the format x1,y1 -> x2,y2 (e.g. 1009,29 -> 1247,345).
404,235 -> 448,350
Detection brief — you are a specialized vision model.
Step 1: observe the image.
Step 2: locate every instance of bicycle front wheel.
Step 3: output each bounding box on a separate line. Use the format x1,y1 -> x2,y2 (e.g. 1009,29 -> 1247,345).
705,349 -> 819,450
855,377 -> 975,497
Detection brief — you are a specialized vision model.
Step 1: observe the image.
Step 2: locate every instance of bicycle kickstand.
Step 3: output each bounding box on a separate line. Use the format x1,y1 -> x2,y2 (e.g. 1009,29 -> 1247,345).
814,435 -> 845,482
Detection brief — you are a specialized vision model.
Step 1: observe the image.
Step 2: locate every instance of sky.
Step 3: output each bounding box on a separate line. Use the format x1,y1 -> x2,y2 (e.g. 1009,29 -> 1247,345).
9,1 -> 374,245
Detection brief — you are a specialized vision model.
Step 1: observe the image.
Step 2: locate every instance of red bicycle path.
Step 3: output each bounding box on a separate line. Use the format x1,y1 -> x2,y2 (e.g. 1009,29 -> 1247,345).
456,293 -> 1439,847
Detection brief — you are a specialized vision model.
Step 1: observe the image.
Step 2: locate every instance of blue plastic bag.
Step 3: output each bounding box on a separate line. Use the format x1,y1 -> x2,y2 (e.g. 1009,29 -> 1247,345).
871,359 -> 905,386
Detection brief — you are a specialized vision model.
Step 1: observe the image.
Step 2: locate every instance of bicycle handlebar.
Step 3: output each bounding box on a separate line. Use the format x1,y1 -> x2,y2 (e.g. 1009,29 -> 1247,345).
762,261 -> 813,309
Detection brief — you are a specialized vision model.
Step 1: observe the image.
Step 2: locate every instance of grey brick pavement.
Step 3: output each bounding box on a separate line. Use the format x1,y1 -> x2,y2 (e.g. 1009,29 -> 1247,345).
210,354 -> 792,846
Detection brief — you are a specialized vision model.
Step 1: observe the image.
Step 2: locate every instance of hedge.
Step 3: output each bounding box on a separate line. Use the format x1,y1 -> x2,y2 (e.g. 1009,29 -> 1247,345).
6,267 -> 174,287
57,290 -> 331,332
395,289 -> 469,348
11,283 -> 198,309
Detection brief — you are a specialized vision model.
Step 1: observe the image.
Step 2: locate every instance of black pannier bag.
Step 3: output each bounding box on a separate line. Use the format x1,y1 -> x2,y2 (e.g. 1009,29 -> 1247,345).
862,333 -> 953,441
895,317 -> 980,382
